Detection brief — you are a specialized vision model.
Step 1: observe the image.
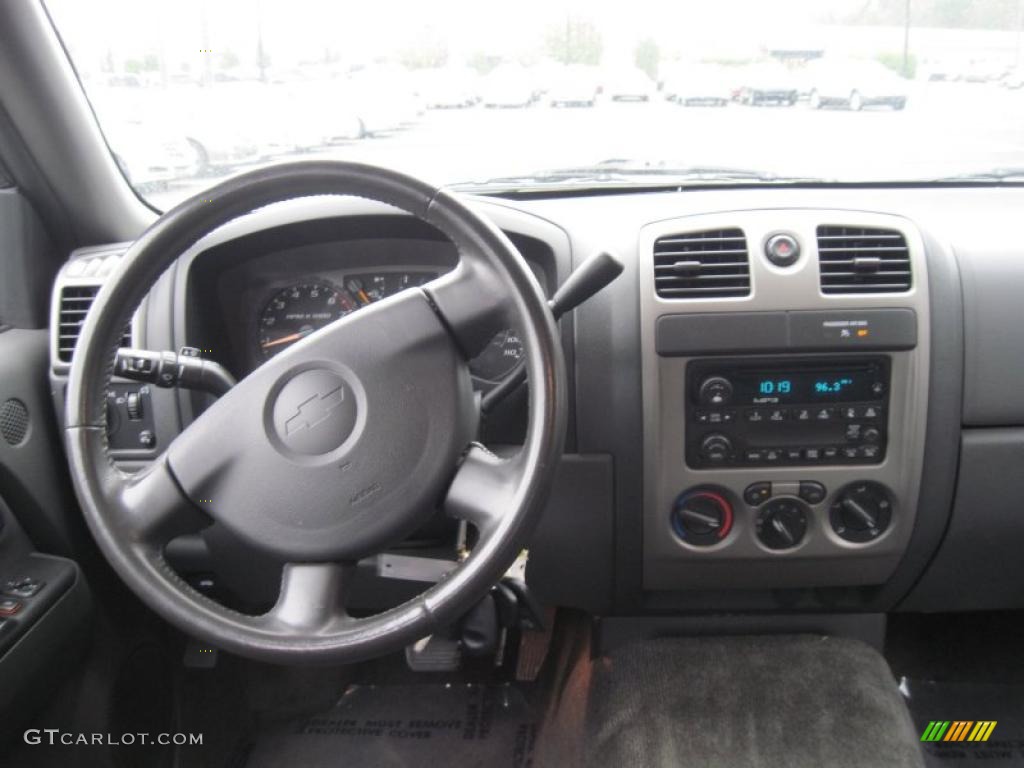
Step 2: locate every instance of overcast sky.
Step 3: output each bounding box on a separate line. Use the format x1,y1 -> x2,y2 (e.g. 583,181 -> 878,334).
47,0 -> 867,71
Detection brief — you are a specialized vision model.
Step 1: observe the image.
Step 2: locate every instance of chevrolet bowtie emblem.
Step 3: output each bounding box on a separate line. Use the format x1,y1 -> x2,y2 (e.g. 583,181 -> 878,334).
284,385 -> 345,435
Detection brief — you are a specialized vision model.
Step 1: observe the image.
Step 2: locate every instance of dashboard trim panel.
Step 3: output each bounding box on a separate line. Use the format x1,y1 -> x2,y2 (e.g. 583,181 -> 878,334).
639,209 -> 931,591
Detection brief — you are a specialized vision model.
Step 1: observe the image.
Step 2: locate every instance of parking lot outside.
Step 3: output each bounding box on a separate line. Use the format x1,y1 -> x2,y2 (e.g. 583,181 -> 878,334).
139,80 -> 1024,211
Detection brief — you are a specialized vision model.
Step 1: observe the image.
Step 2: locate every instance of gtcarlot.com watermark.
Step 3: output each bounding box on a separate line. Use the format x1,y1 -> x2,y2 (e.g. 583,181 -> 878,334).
24,729 -> 203,747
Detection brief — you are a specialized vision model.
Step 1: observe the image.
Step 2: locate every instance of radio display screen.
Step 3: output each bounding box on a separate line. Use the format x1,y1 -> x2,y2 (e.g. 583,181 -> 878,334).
731,367 -> 881,404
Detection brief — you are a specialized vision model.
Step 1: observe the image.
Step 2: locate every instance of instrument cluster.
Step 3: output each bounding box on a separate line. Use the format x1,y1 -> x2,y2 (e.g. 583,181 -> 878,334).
255,269 -> 525,382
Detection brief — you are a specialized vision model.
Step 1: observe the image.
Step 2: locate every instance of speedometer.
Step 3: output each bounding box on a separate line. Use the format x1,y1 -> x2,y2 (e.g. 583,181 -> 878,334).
258,281 -> 355,359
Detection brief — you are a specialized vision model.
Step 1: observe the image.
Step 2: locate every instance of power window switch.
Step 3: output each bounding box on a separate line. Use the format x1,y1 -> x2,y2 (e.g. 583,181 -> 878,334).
0,597 -> 23,617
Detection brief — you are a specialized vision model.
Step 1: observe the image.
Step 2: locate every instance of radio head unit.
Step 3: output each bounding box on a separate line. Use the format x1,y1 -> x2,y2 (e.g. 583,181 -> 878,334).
685,357 -> 890,468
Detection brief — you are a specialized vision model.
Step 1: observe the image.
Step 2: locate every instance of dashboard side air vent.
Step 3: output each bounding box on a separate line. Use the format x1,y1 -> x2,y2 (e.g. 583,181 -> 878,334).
816,225 -> 912,294
653,228 -> 751,299
57,285 -> 131,363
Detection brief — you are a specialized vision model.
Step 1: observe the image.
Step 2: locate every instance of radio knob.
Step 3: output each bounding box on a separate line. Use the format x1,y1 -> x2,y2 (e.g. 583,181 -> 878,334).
830,481 -> 893,542
699,433 -> 733,463
698,376 -> 734,406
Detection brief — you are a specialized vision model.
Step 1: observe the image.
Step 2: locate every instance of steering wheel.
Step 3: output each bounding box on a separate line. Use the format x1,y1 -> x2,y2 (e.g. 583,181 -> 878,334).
64,162 -> 567,663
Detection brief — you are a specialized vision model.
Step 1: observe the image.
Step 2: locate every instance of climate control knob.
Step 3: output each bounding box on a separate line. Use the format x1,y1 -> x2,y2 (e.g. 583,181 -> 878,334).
671,489 -> 733,547
698,433 -> 733,463
756,498 -> 809,550
698,376 -> 734,406
830,481 -> 893,542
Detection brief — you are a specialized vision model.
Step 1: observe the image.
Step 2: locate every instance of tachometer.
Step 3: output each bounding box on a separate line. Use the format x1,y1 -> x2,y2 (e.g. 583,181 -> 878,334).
258,281 -> 355,359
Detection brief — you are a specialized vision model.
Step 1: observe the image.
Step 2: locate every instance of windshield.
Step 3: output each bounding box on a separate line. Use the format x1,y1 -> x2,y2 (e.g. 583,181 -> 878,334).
46,0 -> 1024,208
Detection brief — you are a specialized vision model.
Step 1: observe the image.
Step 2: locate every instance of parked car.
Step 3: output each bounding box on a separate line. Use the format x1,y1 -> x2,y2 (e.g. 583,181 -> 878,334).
1000,68 -> 1024,90
808,60 -> 909,111
415,67 -> 480,109
663,65 -> 731,106
481,65 -> 535,108
341,69 -> 423,135
735,62 -> 798,106
547,65 -> 600,107
604,67 -> 656,102
106,121 -> 198,188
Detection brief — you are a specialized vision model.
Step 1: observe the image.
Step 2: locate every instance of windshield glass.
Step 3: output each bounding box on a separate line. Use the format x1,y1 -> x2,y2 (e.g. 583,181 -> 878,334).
47,0 -> 1024,208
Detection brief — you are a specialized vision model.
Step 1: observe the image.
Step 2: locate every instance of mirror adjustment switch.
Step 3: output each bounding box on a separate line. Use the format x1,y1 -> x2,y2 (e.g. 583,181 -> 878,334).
3,577 -> 43,598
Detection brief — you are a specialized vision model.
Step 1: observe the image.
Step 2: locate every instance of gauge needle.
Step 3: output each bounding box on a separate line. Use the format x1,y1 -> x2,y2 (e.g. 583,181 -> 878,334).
261,331 -> 305,349
356,289 -> 372,305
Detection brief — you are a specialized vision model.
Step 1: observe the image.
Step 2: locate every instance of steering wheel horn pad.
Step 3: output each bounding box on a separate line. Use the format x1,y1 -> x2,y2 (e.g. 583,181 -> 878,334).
166,289 -> 477,562
64,161 -> 566,663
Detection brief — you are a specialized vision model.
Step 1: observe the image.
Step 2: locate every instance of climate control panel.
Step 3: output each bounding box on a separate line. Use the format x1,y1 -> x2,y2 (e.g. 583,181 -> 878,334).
685,357 -> 890,468
670,480 -> 894,553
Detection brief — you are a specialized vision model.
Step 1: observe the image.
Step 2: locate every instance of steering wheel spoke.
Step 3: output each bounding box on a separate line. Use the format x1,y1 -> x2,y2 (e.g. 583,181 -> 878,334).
264,562 -> 354,633
445,444 -> 522,540
113,457 -> 212,546
423,259 -> 515,359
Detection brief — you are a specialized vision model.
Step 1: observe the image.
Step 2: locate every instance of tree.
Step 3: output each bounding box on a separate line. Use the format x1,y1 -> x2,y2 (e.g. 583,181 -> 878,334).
220,50 -> 240,69
467,52 -> 502,76
635,38 -> 660,80
544,18 -> 603,66
399,39 -> 449,69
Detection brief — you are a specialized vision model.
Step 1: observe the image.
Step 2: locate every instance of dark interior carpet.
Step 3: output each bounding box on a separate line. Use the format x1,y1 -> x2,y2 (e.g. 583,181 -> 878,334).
901,678 -> 1024,767
243,682 -> 537,768
585,634 -> 925,768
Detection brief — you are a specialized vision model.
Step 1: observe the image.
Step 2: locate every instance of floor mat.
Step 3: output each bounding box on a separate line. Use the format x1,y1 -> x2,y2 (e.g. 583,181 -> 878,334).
244,683 -> 537,768
586,634 -> 924,768
902,678 -> 1024,767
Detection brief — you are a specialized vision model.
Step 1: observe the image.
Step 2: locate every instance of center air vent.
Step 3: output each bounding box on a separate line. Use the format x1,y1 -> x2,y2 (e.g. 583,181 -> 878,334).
57,285 -> 132,363
817,225 -> 912,294
654,228 -> 751,299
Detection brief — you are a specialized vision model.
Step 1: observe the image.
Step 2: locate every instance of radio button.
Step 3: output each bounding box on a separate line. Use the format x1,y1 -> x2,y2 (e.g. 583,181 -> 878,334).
794,408 -> 812,422
841,406 -> 858,420
768,409 -> 788,422
798,481 -> 828,504
815,407 -> 835,421
862,426 -> 881,444
862,445 -> 881,460
842,446 -> 860,459
744,449 -> 763,462
822,447 -> 839,460
764,449 -> 782,463
745,409 -> 766,423
845,423 -> 863,441
785,448 -> 802,461
863,405 -> 883,420
804,447 -> 821,461
744,482 -> 772,505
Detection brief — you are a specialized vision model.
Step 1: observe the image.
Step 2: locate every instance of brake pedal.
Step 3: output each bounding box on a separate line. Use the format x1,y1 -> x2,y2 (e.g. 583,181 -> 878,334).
405,634 -> 461,672
183,638 -> 219,669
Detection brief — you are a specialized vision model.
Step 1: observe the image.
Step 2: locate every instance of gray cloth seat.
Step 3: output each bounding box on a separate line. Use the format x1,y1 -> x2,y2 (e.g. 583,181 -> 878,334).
586,634 -> 924,768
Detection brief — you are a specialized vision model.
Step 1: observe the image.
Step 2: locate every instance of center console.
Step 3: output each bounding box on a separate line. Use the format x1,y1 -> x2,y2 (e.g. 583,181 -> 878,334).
639,210 -> 930,591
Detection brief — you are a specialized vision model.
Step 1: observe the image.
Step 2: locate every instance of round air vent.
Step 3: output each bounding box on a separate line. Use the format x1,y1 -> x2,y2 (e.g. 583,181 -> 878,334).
0,399 -> 29,446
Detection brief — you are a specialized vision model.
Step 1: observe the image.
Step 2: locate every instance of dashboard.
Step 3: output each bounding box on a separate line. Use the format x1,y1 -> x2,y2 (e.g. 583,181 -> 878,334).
47,185 -> 1024,619
183,216 -> 546,385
